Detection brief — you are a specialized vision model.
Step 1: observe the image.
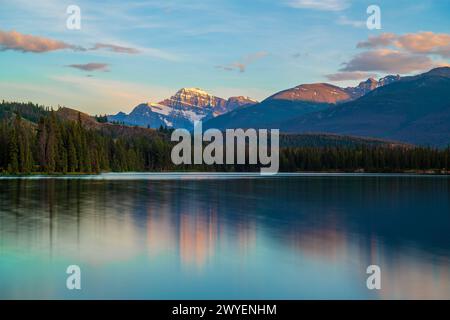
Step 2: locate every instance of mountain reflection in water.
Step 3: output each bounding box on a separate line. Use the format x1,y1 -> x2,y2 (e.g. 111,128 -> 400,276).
0,175 -> 449,299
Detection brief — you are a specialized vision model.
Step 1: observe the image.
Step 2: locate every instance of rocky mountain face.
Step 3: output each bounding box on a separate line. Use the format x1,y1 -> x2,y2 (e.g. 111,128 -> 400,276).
108,88 -> 257,129
223,96 -> 258,113
159,88 -> 226,113
345,75 -> 401,99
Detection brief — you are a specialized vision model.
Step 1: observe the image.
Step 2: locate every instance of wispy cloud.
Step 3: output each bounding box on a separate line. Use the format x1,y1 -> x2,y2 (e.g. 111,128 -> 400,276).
66,63 -> 110,72
326,71 -> 378,81
337,16 -> 365,28
217,51 -> 268,73
0,29 -> 83,53
90,43 -> 140,54
292,52 -> 310,59
287,0 -> 350,11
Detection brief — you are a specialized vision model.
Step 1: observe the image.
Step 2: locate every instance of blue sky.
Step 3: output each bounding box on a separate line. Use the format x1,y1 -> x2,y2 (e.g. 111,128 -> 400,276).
0,0 -> 449,114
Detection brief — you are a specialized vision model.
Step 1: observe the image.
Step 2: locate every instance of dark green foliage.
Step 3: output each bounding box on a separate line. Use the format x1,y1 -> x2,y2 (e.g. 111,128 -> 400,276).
0,100 -> 449,174
0,100 -> 49,123
0,103 -> 176,174
279,133 -> 402,148
278,146 -> 450,172
95,114 -> 108,123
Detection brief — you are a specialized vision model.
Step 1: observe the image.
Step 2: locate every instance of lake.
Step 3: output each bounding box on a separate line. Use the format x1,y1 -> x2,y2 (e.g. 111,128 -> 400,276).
0,173 -> 449,299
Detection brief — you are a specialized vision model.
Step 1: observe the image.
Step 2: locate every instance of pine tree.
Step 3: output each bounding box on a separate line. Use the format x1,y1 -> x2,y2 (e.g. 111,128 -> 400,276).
8,126 -> 19,174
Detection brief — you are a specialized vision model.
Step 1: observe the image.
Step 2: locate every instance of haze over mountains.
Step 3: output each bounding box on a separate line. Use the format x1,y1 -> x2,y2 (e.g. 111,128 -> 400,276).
108,67 -> 450,147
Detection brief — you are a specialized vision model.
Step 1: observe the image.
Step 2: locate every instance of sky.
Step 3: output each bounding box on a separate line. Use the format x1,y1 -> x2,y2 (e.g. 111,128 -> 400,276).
0,0 -> 449,114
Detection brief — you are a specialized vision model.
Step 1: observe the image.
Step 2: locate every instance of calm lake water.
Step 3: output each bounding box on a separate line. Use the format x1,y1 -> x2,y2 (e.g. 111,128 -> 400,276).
0,173 -> 449,299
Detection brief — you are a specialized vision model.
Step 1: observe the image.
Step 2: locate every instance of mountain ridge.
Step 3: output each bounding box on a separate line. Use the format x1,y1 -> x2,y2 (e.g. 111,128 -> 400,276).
204,67 -> 450,146
108,88 -> 257,129
280,67 -> 450,146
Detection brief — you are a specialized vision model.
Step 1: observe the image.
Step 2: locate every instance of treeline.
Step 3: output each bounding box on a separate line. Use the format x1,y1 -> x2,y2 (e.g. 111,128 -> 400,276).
280,133 -> 400,148
0,100 -> 49,123
279,146 -> 450,172
0,112 -> 172,174
0,100 -> 449,174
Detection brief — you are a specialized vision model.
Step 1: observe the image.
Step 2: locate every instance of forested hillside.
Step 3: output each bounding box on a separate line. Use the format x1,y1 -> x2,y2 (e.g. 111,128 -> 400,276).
0,102 -> 171,173
0,101 -> 449,174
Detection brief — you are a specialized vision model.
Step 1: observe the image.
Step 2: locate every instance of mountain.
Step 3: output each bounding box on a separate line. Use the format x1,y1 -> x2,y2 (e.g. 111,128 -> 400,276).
56,107 -> 162,139
159,88 -> 226,114
265,83 -> 352,104
224,96 -> 258,112
345,75 -> 400,99
204,74 -> 400,131
108,88 -> 257,129
263,75 -> 400,104
204,83 -> 351,130
281,67 -> 450,146
203,99 -> 331,131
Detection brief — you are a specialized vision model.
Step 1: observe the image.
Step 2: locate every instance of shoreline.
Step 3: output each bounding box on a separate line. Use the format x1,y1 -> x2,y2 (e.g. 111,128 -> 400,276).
0,170 -> 449,179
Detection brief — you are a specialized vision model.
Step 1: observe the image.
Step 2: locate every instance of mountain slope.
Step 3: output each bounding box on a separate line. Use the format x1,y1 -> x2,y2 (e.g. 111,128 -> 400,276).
204,75 -> 400,131
282,67 -> 450,146
203,99 -> 331,130
108,88 -> 257,129
265,83 -> 352,104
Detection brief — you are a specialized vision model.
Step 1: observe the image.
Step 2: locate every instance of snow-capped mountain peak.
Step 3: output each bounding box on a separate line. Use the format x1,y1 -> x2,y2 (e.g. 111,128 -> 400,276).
108,88 -> 258,129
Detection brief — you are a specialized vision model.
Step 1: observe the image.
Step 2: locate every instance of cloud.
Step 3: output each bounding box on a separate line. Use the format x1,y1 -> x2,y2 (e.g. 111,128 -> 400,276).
0,30 -> 176,61
90,43 -> 140,54
292,52 -> 309,59
396,32 -> 450,58
90,42 -> 179,61
357,32 -> 450,58
326,71 -> 378,81
337,16 -> 365,28
0,29 -> 83,53
357,33 -> 397,49
328,32 -> 450,79
217,51 -> 268,73
339,49 -> 437,74
67,63 -> 110,72
287,0 -> 350,11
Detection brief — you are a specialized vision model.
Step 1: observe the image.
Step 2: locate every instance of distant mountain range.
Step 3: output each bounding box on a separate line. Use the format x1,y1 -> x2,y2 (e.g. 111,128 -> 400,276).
203,73 -> 401,133
108,88 -> 257,129
205,67 -> 450,147
280,68 -> 450,147
107,67 -> 450,147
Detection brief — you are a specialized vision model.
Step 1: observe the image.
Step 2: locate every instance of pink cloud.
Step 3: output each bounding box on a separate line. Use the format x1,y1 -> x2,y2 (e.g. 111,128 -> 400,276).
340,49 -> 437,74
396,32 -> 450,58
357,33 -> 397,49
326,71 -> 378,81
357,32 -> 450,58
0,29 -> 83,53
